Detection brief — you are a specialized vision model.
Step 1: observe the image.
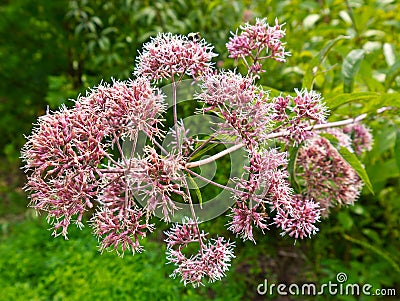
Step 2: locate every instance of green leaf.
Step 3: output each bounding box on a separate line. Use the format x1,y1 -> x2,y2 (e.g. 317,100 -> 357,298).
337,211 -> 354,230
394,129 -> 400,173
302,35 -> 350,90
383,43 -> 396,67
322,134 -> 374,194
385,60 -> 400,90
187,174 -> 203,209
342,49 -> 365,93
337,146 -> 374,194
288,145 -> 301,193
319,133 -> 340,147
360,92 -> 400,114
359,61 -> 386,92
189,142 -> 219,161
343,234 -> 400,273
325,92 -> 380,111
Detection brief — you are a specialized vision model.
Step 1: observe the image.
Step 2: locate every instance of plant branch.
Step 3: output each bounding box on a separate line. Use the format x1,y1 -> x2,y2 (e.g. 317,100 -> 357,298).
186,142 -> 244,168
182,177 -> 204,254
186,112 -> 370,168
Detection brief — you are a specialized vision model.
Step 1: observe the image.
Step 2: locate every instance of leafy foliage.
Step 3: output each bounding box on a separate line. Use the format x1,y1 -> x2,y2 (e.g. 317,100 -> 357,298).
1,0 -> 400,299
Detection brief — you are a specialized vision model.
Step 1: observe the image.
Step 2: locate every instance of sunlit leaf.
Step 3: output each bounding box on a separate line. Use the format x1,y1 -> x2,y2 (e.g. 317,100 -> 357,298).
383,43 -> 396,67
325,92 -> 380,111
302,35 -> 350,90
342,49 -> 365,93
322,134 -> 374,194
337,146 -> 374,194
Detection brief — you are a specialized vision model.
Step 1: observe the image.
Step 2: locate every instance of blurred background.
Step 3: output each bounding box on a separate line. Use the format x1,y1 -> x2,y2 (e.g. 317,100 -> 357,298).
0,0 -> 399,300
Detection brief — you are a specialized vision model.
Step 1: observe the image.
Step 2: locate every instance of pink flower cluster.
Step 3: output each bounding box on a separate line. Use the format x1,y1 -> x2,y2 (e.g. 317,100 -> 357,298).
343,123 -> 373,155
134,33 -> 217,81
229,148 -> 322,241
272,89 -> 329,145
196,71 -> 272,148
274,195 -> 321,239
136,146 -> 185,222
296,134 -> 364,216
195,72 -> 327,241
21,21 -> 374,287
92,207 -> 154,256
77,78 -> 165,137
21,107 -> 105,238
227,201 -> 268,242
165,218 -> 235,287
21,78 -> 165,243
227,18 -> 290,62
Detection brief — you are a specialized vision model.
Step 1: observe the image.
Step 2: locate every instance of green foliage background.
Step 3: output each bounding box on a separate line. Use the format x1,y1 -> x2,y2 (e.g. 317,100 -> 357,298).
0,0 -> 399,300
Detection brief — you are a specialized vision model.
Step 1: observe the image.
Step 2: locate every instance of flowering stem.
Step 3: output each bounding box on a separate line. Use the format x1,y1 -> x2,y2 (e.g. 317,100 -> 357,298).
186,143 -> 244,168
171,78 -> 182,155
186,113 -> 369,168
128,131 -> 138,168
113,131 -> 128,166
182,177 -> 204,254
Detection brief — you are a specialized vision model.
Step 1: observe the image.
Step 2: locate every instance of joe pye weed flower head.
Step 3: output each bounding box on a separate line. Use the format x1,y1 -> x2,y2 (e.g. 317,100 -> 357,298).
22,18 -> 374,287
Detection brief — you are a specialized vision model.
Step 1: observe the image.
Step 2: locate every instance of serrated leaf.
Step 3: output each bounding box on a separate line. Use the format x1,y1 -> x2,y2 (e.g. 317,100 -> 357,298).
288,146 -> 301,193
302,35 -> 350,90
394,129 -> 400,173
337,146 -> 374,194
342,49 -> 365,93
187,174 -> 203,209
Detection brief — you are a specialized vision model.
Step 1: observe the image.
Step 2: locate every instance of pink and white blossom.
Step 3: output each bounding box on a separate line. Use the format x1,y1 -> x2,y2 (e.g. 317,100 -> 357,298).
134,33 -> 217,81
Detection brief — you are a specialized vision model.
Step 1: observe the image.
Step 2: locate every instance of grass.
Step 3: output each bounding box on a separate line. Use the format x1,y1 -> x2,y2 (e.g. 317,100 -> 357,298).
0,215 -> 246,301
